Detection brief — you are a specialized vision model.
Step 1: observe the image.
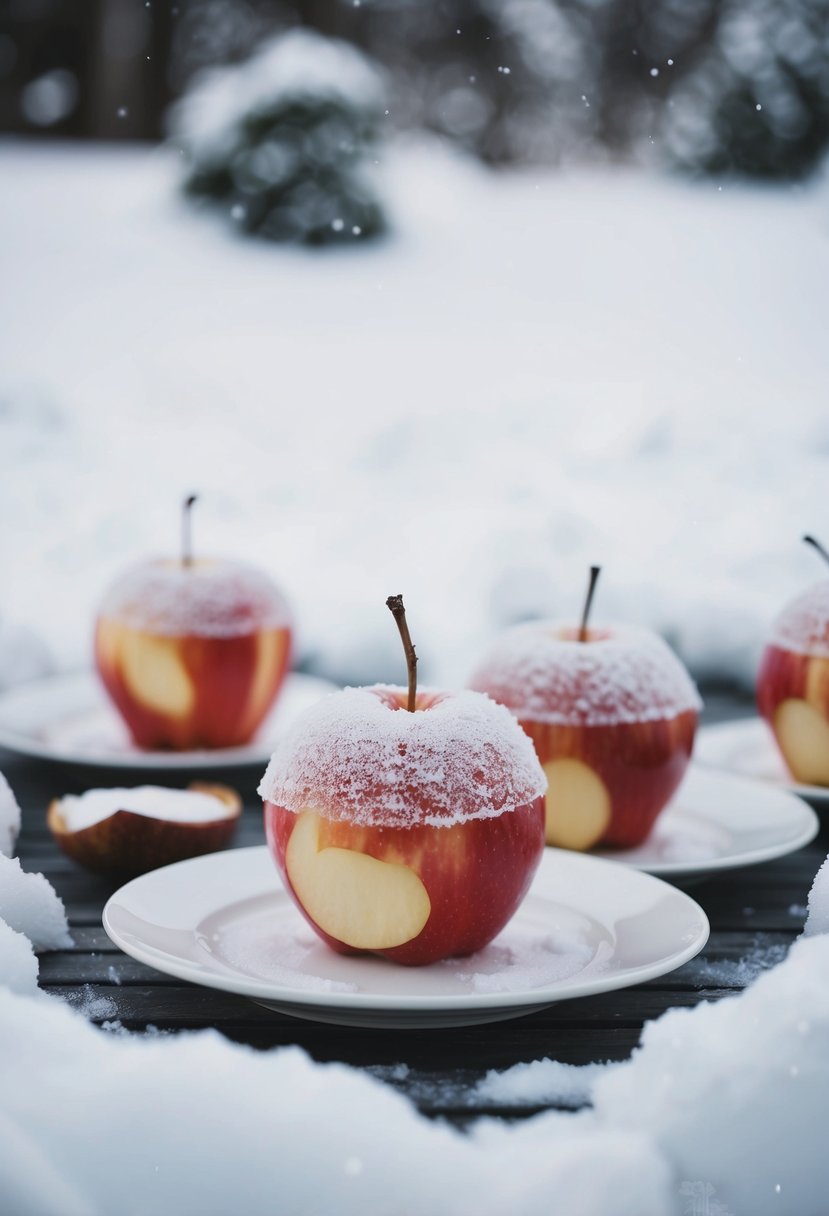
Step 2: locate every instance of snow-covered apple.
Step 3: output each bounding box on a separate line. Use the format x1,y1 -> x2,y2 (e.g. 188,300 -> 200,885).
757,535 -> 829,785
468,569 -> 701,851
95,496 -> 292,750
259,597 -> 546,965
48,783 -> 241,875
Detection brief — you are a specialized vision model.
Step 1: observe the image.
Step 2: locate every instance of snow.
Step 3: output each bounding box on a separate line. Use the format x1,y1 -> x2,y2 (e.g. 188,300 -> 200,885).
468,622 -> 701,725
1,141 -> 828,692
59,785 -> 232,832
0,921 -> 39,997
169,29 -> 383,168
804,855 -> 829,937
769,578 -> 829,657
258,684 -> 546,826
475,1059 -> 611,1108
0,771 -> 21,856
0,856 -> 72,950
99,558 -> 292,637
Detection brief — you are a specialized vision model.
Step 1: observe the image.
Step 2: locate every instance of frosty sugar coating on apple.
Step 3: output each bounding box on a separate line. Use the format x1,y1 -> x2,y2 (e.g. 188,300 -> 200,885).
95,495 -> 292,750
756,535 -> 829,785
48,783 -> 242,876
468,568 -> 701,852
259,597 -> 547,966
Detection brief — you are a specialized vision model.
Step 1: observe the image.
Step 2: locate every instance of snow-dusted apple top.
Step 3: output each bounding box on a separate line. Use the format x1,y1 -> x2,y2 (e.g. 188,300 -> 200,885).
769,581 -> 829,658
59,786 -> 231,832
258,685 -> 547,828
98,559 -> 291,638
468,622 -> 702,727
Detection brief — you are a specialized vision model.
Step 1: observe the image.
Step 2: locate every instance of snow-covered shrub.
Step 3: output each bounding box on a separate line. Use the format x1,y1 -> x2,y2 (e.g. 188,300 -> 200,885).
662,0 -> 829,178
169,30 -> 387,245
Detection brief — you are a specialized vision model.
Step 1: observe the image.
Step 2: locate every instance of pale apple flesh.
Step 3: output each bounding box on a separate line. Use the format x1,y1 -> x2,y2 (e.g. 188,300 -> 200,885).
522,713 -> 697,850
95,619 -> 291,750
757,643 -> 829,784
47,783 -> 241,876
265,797 -> 546,966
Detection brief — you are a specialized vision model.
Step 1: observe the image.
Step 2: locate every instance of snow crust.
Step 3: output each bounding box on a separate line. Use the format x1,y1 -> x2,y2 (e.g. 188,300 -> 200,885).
468,622 -> 702,725
0,856 -> 72,950
769,579 -> 829,658
0,921 -> 39,997
804,855 -> 829,937
169,29 -> 383,168
0,771 -> 21,856
258,685 -> 547,826
98,559 -> 291,638
59,785 -> 230,832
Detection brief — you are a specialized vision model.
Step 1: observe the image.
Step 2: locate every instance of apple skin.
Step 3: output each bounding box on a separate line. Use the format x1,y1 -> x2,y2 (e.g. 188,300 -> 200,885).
47,783 -> 241,876
520,715 -> 696,849
264,796 -> 545,966
468,623 -> 700,851
756,643 -> 829,783
96,620 -> 291,751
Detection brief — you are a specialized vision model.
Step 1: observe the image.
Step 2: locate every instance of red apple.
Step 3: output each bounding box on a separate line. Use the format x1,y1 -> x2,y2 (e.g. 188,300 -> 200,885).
95,498 -> 292,750
259,684 -> 546,965
48,782 -> 241,875
757,567 -> 829,785
468,622 -> 700,850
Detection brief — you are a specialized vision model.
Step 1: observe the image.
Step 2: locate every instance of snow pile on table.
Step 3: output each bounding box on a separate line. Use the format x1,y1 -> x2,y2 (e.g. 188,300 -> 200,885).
0,142 -> 828,690
0,856 -> 72,950
0,922 -> 38,998
804,855 -> 829,938
475,1059 -> 612,1108
0,772 -> 21,857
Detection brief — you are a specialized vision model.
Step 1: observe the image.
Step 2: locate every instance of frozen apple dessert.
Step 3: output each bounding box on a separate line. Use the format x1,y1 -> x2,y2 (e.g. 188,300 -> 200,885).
468,568 -> 701,851
48,783 -> 241,875
757,535 -> 829,785
95,496 -> 292,750
259,597 -> 546,965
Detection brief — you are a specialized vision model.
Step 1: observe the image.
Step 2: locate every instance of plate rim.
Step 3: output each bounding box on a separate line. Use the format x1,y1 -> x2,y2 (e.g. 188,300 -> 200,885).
595,764 -> 820,878
0,669 -> 333,770
103,845 -> 710,1015
696,716 -> 829,804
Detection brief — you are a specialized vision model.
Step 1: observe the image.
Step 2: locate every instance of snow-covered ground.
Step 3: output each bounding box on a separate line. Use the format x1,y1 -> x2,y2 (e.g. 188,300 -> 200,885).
1,138 -> 828,691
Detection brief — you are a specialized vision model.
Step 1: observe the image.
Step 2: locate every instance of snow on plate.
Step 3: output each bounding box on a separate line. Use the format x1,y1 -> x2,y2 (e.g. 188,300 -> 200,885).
0,141 -> 828,692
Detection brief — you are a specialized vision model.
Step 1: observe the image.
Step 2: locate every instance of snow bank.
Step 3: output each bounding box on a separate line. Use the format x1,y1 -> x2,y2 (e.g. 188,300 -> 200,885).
0,988 -> 672,1216
0,771 -> 21,857
1,143 -> 828,689
0,921 -> 39,997
804,856 -> 829,937
0,856 -> 72,950
594,933 -> 829,1215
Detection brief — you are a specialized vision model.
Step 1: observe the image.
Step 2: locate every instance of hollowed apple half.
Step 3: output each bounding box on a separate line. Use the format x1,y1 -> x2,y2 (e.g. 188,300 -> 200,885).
264,797 -> 546,966
48,783 -> 241,876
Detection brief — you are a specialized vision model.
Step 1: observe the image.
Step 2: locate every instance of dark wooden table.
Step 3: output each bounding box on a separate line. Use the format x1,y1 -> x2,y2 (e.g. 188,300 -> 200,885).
8,694 -> 826,1125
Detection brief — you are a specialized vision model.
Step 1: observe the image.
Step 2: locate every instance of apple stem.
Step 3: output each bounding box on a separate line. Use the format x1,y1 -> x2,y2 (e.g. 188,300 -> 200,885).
386,595 -> 418,712
182,494 -> 198,568
578,566 -> 602,642
803,535 -> 829,571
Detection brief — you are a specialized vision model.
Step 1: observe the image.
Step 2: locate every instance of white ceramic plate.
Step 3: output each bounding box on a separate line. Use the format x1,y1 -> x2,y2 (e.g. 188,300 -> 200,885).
0,670 -> 335,770
103,845 -> 709,1029
695,717 -> 829,805
593,764 -> 819,880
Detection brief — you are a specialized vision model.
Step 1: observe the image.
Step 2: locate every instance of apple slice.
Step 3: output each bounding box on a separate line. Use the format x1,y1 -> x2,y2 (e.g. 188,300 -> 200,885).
773,699 -> 829,785
285,810 -> 431,950
48,783 -> 241,876
543,759 -> 611,851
